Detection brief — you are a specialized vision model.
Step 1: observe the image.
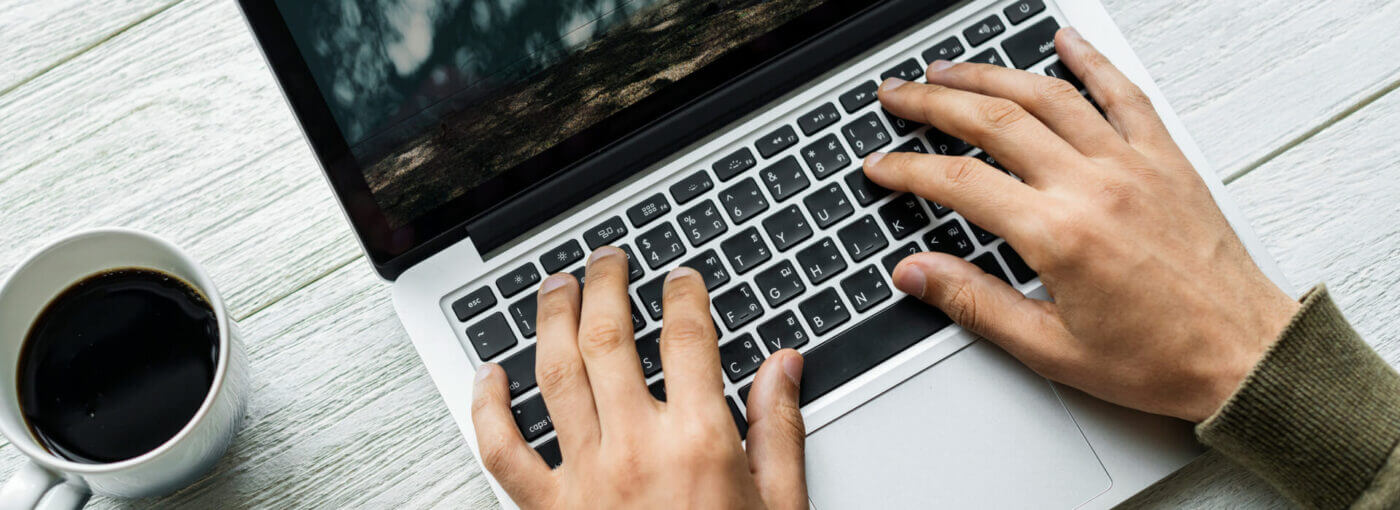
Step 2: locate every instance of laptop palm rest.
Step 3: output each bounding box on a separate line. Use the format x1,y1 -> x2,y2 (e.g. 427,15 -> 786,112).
805,340 -> 1111,509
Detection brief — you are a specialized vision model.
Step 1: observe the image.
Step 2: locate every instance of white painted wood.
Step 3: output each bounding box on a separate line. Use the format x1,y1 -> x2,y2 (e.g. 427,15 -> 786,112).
0,0 -> 1398,507
0,0 -> 177,94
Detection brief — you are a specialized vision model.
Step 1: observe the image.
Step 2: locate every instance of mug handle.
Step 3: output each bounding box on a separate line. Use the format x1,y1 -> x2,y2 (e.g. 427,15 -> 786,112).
0,462 -> 89,510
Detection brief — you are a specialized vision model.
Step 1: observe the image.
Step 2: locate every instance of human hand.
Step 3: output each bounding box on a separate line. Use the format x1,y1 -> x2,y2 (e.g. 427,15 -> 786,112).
471,246 -> 809,509
865,28 -> 1298,422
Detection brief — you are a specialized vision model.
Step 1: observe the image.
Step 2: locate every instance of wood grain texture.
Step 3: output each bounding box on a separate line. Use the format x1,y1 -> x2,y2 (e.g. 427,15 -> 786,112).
0,0 -> 1398,507
0,0 -> 177,94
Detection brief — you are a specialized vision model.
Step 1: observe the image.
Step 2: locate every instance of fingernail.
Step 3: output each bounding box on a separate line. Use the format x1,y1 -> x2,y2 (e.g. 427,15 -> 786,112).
780,352 -> 804,386
927,59 -> 954,73
864,151 -> 886,168
667,266 -> 698,282
539,274 -> 571,294
588,245 -> 621,264
894,264 -> 927,298
880,77 -> 907,92
1063,27 -> 1083,41
473,364 -> 498,398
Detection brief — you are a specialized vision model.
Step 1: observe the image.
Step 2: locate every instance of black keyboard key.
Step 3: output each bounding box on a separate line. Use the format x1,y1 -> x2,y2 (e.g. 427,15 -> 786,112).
799,297 -> 952,405
837,215 -> 889,262
714,147 -> 758,181
998,244 -> 1038,284
451,287 -> 495,322
800,133 -> 852,179
512,394 -> 553,441
627,194 -> 672,229
972,252 -> 1011,284
540,239 -> 586,274
882,242 -> 921,276
636,329 -> 663,376
719,178 -> 770,225
757,311 -> 810,351
841,265 -> 893,313
728,398 -> 748,440
681,250 -> 730,290
720,333 -> 766,383
883,108 -> 923,137
636,223 -> 687,269
926,198 -> 953,219
739,383 -> 752,404
677,199 -> 728,247
466,313 -> 517,360
570,266 -> 587,286
878,194 -> 931,240
880,58 -> 924,82
841,112 -> 892,158
756,125 -> 800,158
796,238 -> 847,285
754,260 -> 806,307
924,219 -> 975,258
964,15 -> 1007,46
509,294 -> 538,338
838,81 -> 879,113
1004,0 -> 1046,25
844,170 -> 892,207
535,438 -> 562,469
799,288 -> 851,336
630,298 -> 647,332
921,36 -> 966,64
720,228 -> 772,275
797,102 -> 841,135
496,263 -> 542,298
804,182 -> 855,229
759,156 -> 810,202
669,171 -> 715,206
1044,61 -> 1084,90
761,205 -> 813,252
969,48 -> 1008,67
583,216 -> 630,250
714,283 -> 764,331
927,129 -> 973,156
619,245 -> 645,282
894,137 -> 930,154
500,345 -> 537,398
968,221 -> 998,245
638,275 -> 666,321
1004,18 -> 1060,69
975,151 -> 1004,172
649,379 -> 668,402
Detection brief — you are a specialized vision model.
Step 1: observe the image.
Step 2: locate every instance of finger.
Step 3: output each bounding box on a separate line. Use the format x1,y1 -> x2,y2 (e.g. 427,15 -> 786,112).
923,60 -> 1122,159
657,267 -> 726,411
1055,27 -> 1174,151
534,273 -> 600,451
746,350 -> 809,510
877,78 -> 1082,181
471,364 -> 557,507
863,151 -> 1045,245
577,247 -> 652,428
891,252 -> 1076,376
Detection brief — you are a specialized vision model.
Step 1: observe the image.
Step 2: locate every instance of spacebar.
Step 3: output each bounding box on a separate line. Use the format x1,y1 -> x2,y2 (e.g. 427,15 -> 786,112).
799,297 -> 953,406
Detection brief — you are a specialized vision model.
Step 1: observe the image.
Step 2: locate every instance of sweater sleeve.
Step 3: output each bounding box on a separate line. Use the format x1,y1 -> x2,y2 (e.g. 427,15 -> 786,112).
1196,284 -> 1400,509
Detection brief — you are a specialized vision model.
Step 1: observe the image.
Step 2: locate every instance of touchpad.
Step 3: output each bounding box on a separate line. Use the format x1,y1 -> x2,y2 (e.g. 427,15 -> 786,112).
805,340 -> 1110,509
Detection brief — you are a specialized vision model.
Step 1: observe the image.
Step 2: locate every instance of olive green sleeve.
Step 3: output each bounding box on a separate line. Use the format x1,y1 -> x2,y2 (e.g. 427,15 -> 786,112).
1196,284 -> 1400,509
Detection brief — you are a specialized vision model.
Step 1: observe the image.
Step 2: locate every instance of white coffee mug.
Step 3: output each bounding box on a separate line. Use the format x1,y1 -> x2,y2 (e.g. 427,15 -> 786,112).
0,229 -> 249,509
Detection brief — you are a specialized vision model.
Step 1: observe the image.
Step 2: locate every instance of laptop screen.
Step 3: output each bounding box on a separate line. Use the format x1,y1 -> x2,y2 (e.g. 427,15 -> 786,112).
273,0 -> 828,229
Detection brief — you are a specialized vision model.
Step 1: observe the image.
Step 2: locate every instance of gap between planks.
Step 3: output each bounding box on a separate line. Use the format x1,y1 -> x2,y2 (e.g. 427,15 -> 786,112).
0,1 -> 185,98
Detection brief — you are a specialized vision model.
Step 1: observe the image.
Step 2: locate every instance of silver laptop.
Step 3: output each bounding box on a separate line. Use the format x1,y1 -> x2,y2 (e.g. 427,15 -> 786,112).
238,0 -> 1289,507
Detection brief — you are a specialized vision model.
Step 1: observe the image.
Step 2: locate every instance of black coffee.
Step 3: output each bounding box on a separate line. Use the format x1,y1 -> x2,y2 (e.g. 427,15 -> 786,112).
18,268 -> 219,464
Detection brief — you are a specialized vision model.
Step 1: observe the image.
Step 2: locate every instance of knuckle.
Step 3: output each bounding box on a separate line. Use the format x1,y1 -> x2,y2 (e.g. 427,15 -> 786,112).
1107,85 -> 1153,112
975,99 -> 1028,134
1034,78 -> 1083,109
478,439 -> 514,473
578,319 -> 630,355
943,157 -> 986,189
662,317 -> 713,347
944,280 -> 983,332
916,84 -> 950,120
535,359 -> 582,392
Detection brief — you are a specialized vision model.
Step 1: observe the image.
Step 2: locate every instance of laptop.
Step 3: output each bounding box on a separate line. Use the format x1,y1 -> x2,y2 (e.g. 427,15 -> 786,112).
237,0 -> 1289,507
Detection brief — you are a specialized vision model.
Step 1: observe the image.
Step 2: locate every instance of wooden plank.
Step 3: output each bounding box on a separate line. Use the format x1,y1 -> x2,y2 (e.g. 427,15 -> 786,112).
0,0 -> 177,94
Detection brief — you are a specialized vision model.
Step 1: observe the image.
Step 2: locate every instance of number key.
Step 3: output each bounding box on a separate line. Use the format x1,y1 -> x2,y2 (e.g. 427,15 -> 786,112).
719,178 -> 770,225
841,112 -> 892,158
677,199 -> 728,247
800,133 -> 852,179
636,223 -> 687,269
759,156 -> 810,202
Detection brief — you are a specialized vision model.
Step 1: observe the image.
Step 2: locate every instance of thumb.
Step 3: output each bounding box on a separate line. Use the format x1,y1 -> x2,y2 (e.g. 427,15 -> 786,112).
892,251 -> 1074,376
745,349 -> 808,510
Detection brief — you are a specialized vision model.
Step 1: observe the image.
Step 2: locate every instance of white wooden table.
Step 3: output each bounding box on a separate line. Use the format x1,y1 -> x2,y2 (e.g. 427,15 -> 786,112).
2,0 -> 1397,507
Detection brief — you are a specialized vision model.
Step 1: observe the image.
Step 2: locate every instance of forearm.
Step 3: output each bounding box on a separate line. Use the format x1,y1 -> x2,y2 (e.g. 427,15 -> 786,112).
1197,285 -> 1400,509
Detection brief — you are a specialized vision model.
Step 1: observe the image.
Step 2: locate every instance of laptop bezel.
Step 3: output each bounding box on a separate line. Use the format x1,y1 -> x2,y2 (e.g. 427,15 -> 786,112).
238,0 -> 959,280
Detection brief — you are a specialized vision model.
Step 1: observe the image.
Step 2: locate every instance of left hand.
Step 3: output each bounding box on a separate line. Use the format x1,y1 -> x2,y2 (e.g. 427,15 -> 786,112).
470,246 -> 809,509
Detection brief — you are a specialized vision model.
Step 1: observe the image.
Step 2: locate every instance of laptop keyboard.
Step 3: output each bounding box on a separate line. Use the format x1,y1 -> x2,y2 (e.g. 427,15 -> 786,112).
448,0 -> 1078,467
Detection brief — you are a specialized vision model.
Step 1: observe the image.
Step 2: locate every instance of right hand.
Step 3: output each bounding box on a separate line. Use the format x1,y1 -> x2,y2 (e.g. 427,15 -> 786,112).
865,27 -> 1299,423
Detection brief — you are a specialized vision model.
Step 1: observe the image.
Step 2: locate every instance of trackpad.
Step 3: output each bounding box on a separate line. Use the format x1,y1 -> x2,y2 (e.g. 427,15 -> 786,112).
805,340 -> 1110,509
